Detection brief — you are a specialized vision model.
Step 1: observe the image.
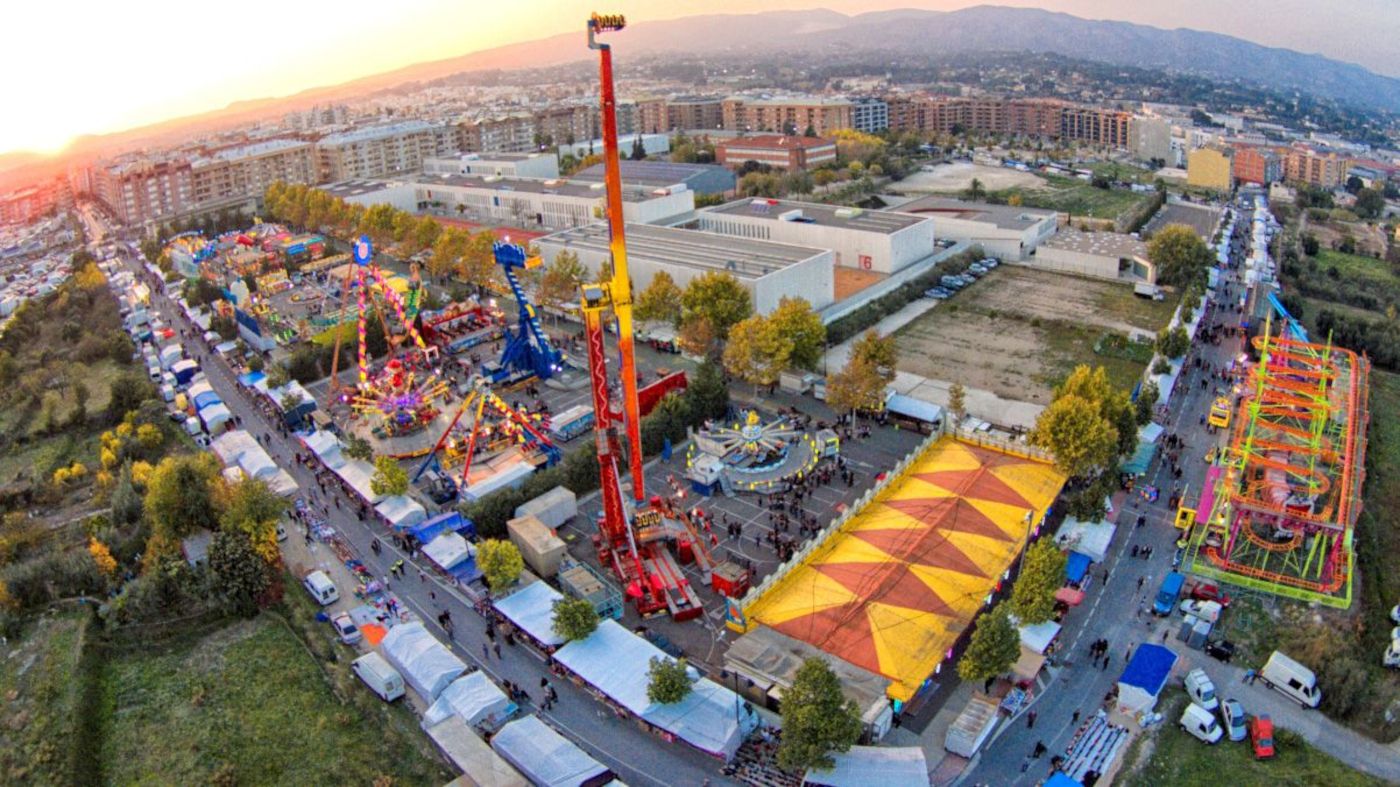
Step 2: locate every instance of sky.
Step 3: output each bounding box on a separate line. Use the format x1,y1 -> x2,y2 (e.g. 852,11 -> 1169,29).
5,0 -> 1399,157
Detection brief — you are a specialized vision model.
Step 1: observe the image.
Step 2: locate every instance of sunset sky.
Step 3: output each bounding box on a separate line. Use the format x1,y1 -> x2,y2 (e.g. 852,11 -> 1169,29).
6,0 -> 1398,157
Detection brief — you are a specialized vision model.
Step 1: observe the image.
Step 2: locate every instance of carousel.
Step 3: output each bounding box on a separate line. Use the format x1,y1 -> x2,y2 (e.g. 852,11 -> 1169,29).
685,410 -> 839,495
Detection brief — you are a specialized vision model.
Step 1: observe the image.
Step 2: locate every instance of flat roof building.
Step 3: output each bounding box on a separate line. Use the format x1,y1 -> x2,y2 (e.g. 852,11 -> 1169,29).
1035,230 -> 1155,284
315,121 -> 456,182
191,138 -> 316,211
715,136 -> 836,171
699,199 -> 935,275
895,196 -> 1057,261
422,152 -> 559,180
1187,146 -> 1233,192
536,223 -> 834,315
572,160 -> 736,196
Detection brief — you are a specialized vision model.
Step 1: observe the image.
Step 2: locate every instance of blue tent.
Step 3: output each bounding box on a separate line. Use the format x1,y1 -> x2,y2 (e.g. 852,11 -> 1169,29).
407,511 -> 475,544
1045,773 -> 1083,787
193,392 -> 222,412
1122,439 -> 1158,476
1065,551 -> 1092,583
238,370 -> 266,388
1118,644 -> 1178,713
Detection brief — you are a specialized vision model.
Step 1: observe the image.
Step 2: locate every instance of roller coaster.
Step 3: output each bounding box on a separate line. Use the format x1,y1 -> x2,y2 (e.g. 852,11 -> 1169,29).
1182,317 -> 1370,608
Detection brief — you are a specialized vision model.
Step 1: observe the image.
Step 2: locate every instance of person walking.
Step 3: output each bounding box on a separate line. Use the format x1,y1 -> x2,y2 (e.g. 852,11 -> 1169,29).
1027,710 -> 1037,729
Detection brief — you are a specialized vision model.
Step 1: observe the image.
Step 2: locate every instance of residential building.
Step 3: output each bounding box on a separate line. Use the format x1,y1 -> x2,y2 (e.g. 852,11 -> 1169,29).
635,96 -> 726,133
537,222 -> 834,314
895,196 -> 1058,261
1060,104 -> 1132,148
0,180 -> 68,226
1129,116 -> 1173,164
714,136 -> 837,171
572,160 -> 736,196
851,98 -> 890,134
459,114 -> 537,154
423,152 -> 560,180
722,97 -> 854,136
1283,148 -> 1349,189
92,157 -> 195,226
884,95 -> 1130,147
1035,230 -> 1155,283
1187,146 -> 1234,191
1232,146 -> 1282,186
699,199 -> 935,274
190,139 -> 316,210
315,121 -> 454,182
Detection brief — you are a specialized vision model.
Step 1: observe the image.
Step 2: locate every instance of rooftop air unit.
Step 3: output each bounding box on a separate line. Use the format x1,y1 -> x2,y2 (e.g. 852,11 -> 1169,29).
778,209 -> 804,222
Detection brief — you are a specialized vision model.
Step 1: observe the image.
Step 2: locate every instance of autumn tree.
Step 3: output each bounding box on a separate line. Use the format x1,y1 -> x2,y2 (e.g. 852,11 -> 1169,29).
1147,223 -> 1213,289
536,251 -> 589,318
410,215 -> 442,252
778,658 -> 862,772
220,477 -> 285,564
948,382 -> 967,424
1030,394 -> 1118,478
635,271 -> 684,326
769,297 -> 826,371
956,603 -> 1020,684
1055,365 -> 1137,458
680,272 -> 752,341
848,330 -> 897,383
89,538 -> 118,578
826,357 -> 887,420
552,596 -> 600,642
1009,540 -> 1067,625
428,227 -> 469,280
678,316 -> 717,358
208,530 -> 274,617
723,315 -> 791,392
459,231 -> 500,290
477,539 -> 525,591
144,453 -> 224,553
647,657 -> 693,704
370,455 -> 409,498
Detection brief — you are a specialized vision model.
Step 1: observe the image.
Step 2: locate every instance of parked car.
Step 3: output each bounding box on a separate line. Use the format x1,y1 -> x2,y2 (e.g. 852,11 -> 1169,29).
1185,668 -> 1219,712
331,612 -> 363,645
1186,580 -> 1233,607
1220,698 -> 1247,742
982,257 -> 1000,268
1249,714 -> 1276,759
1180,702 -> 1224,743
967,264 -> 988,276
1205,638 -> 1236,663
924,287 -> 952,300
1259,650 -> 1322,708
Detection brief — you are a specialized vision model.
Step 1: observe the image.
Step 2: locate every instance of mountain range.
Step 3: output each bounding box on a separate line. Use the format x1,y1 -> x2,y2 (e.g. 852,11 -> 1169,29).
6,5 -> 1398,189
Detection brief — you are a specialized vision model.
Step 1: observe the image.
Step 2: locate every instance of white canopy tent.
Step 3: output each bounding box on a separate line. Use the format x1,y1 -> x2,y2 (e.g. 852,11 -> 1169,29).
335,459 -> 382,503
422,532 -> 473,572
1054,516 -> 1118,564
422,716 -> 527,787
490,715 -> 610,787
803,745 -> 929,787
423,671 -> 517,729
493,580 -> 567,648
1018,621 -> 1062,655
555,619 -> 758,761
303,430 -> 347,469
376,495 -> 427,528
199,403 -> 233,434
380,621 -> 467,701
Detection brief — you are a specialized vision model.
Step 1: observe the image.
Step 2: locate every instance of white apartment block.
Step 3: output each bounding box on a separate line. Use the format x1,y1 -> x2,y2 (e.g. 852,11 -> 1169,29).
315,121 -> 456,182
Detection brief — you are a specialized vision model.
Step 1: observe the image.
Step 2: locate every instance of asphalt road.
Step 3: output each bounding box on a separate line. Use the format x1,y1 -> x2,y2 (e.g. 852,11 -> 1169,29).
123,252 -> 742,787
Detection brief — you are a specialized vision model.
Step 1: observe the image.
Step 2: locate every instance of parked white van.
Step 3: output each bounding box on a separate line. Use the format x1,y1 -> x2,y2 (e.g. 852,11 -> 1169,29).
1259,650 -> 1322,708
302,570 -> 339,606
352,652 -> 405,702
1180,702 -> 1224,743
1184,668 -> 1219,712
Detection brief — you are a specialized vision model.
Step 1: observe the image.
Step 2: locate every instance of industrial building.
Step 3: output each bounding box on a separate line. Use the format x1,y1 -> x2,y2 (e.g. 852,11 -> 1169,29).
572,160 -> 736,196
324,173 -> 695,231
422,152 -> 559,180
896,196 -> 1058,261
715,136 -> 837,171
699,199 -> 935,274
536,222 -> 834,314
1033,230 -> 1156,283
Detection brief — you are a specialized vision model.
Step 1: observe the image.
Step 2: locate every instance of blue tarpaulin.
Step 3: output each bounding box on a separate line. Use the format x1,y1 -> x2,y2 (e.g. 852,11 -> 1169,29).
1120,644 -> 1177,696
1045,773 -> 1083,787
238,370 -> 266,387
1065,551 -> 1092,583
407,511 -> 475,544
193,392 -> 222,411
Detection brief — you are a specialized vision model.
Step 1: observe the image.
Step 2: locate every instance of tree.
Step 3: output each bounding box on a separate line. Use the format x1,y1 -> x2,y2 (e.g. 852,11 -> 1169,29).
1147,224 -> 1213,289
723,315 -> 791,392
107,372 -> 154,422
1355,188 -> 1385,220
768,297 -> 826,371
647,656 -> 693,704
1301,233 -> 1320,256
208,530 -> 274,617
684,360 -> 731,422
459,231 -> 499,289
144,453 -> 224,547
956,603 -> 1020,684
678,316 -> 717,358
370,455 -> 409,498
1135,381 -> 1160,425
777,658 -> 862,772
411,215 -> 442,252
848,329 -> 897,383
220,477 -> 285,564
964,177 -> 986,201
265,363 -> 290,391
1008,540 -> 1067,625
826,357 -> 886,419
477,539 -> 525,591
536,250 -> 589,318
1345,175 -> 1364,195
680,272 -> 752,339
551,596 -> 599,641
1156,326 -> 1190,359
343,433 -> 374,462
1030,394 -> 1118,478
630,135 -> 647,161
635,270 -> 684,326
89,538 -> 118,578
110,462 -> 144,526
1055,365 -> 1136,458
948,382 -> 967,424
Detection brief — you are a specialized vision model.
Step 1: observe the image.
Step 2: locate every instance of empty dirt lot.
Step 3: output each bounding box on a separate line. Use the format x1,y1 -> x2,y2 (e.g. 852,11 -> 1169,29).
894,266 -> 1177,403
891,162 -> 1046,194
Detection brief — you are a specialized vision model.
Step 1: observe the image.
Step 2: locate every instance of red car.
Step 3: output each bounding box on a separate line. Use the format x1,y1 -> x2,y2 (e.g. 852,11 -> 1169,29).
1187,580 -> 1233,607
1249,714 -> 1276,759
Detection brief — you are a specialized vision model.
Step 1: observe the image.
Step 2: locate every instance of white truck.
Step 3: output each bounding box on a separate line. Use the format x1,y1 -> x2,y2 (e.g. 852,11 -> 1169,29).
352,652 -> 405,702
1134,282 -> 1166,301
1259,650 -> 1321,708
1180,702 -> 1224,743
1184,668 -> 1219,711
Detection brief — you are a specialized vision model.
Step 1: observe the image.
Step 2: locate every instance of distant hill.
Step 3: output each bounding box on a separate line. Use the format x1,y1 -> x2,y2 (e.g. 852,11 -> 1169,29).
7,5 -> 1397,189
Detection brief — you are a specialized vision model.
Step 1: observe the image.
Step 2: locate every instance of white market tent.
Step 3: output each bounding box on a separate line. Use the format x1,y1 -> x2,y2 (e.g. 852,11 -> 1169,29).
422,532 -> 473,572
380,621 -> 467,701
200,403 -> 233,434
803,745 -> 929,787
1055,516 -> 1119,564
493,580 -> 567,647
490,715 -> 610,787
303,430 -> 347,469
422,716 -> 527,787
211,430 -> 298,496
376,495 -> 427,528
555,619 -> 758,761
336,459 -> 383,503
423,671 -> 518,729
1019,621 -> 1062,655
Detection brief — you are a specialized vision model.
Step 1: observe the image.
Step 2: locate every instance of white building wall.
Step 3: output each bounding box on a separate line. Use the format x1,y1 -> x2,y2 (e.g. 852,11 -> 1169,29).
339,182 -> 419,212
696,212 -> 934,274
1026,247 -> 1122,281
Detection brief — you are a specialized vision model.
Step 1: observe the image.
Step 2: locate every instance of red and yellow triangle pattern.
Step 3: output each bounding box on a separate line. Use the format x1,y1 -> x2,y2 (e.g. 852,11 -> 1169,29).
746,438 -> 1066,702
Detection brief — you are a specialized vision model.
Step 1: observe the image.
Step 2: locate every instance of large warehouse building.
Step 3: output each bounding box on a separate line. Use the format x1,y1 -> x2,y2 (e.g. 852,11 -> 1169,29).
572,160 -> 736,197
421,152 -> 560,180
323,174 -> 694,232
896,196 -> 1057,260
698,199 -> 936,275
536,223 -> 834,314
1033,231 -> 1156,284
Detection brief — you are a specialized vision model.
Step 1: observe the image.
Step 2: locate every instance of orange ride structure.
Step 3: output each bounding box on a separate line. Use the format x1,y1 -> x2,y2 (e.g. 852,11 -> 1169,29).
577,13 -> 704,620
1182,318 -> 1370,608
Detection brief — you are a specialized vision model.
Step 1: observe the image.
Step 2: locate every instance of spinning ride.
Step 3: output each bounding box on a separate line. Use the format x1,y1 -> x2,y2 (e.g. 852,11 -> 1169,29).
686,411 -> 838,495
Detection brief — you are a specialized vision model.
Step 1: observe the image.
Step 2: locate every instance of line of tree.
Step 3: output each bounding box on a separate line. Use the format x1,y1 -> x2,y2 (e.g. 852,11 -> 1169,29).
1029,365 -> 1138,521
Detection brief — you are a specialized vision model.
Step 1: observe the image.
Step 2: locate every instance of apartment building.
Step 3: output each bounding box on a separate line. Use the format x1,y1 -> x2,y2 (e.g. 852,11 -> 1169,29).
315,121 -> 454,182
885,95 -> 1135,148
851,98 -> 890,134
459,114 -> 537,154
93,158 -> 195,226
635,96 -> 725,133
714,136 -> 837,171
721,96 -> 854,136
1060,104 -> 1132,148
1283,147 -> 1349,189
1129,116 -> 1173,163
1187,146 -> 1233,191
0,180 -> 69,226
190,139 -> 316,210
1232,145 -> 1282,186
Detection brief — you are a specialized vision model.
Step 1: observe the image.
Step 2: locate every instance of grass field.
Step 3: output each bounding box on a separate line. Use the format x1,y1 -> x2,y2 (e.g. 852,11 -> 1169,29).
0,613 -> 86,784
1313,249 -> 1400,287
994,173 -> 1154,220
99,613 -> 450,785
1123,694 -> 1385,787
